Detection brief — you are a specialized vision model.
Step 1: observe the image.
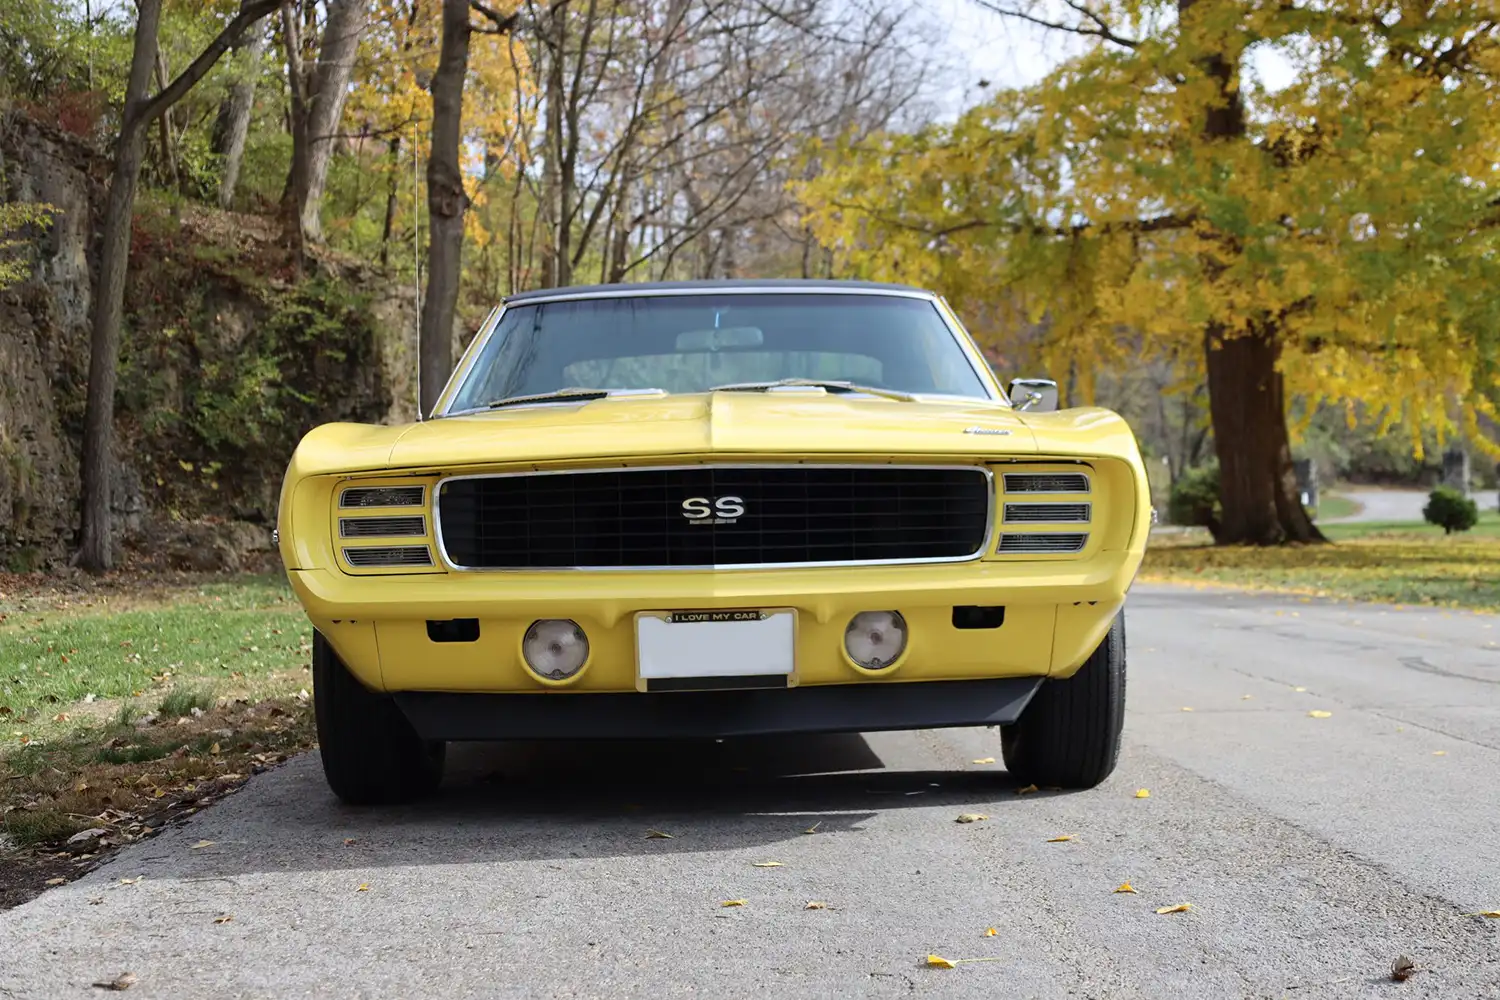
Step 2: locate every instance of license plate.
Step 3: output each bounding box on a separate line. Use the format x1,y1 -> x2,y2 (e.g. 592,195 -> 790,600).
635,609 -> 795,684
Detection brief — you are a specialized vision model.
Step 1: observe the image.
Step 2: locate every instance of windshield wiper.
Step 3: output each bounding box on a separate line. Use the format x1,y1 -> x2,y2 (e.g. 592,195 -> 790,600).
477,387 -> 668,411
710,378 -> 915,402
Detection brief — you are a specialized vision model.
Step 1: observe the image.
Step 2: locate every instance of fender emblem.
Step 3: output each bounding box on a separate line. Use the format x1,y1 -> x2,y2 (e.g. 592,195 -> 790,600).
962,426 -> 1011,436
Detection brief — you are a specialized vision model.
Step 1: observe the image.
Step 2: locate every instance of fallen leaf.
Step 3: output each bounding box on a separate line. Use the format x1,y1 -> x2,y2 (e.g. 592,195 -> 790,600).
1180,707 -> 1194,712
1241,695 -> 1253,700
1462,910 -> 1500,918
1391,955 -> 1418,982
1156,903 -> 1192,914
189,840 -> 215,850
1433,751 -> 1448,756
1114,883 -> 1138,894
805,901 -> 826,910
92,971 -> 137,991
1047,834 -> 1076,842
75,780 -> 90,793
1134,788 -> 1150,799
343,838 -> 357,846
68,828 -> 108,844
213,914 -> 233,925
926,954 -> 957,969
1308,710 -> 1333,719
1293,686 -> 1307,692
752,861 -> 783,868
971,757 -> 996,765
45,877 -> 66,886
955,813 -> 989,824
1015,784 -> 1039,795
356,883 -> 370,892
984,927 -> 997,936
209,743 -> 221,755
645,829 -> 674,839
721,899 -> 746,907
803,821 -> 822,834
118,877 -> 142,885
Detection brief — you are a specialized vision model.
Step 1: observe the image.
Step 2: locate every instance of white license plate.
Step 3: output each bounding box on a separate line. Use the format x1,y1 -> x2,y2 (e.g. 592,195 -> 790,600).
635,609 -> 795,680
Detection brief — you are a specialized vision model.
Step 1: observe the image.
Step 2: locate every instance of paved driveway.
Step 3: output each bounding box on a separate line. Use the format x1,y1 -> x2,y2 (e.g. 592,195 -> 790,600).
2,585 -> 1498,998
1326,488 -> 1499,523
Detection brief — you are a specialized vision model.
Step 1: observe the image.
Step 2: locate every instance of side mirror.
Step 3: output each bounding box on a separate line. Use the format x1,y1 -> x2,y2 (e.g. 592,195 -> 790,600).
1008,378 -> 1059,412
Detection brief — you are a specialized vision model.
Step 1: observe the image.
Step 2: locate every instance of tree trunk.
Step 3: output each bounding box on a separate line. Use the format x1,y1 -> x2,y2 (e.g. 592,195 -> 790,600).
418,0 -> 471,415
152,44 -> 179,189
299,0 -> 366,242
378,135 -> 401,268
213,26 -> 267,209
77,0 -> 281,572
278,1 -> 310,253
1203,323 -> 1325,545
78,0 -> 163,573
540,7 -> 566,288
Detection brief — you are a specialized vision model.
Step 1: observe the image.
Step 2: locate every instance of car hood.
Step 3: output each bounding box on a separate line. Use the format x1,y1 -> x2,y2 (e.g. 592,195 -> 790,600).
383,392 -> 1038,468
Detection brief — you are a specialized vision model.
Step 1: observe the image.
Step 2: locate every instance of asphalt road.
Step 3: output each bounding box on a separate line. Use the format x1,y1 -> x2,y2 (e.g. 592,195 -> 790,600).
1325,488 -> 1499,523
3,585 -> 1499,999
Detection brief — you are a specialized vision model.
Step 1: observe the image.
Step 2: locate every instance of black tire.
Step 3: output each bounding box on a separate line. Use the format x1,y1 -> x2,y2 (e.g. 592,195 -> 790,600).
1001,612 -> 1126,789
313,630 -> 445,805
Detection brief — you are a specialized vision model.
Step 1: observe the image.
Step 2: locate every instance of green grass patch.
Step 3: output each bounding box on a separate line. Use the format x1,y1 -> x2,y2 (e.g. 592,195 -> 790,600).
1143,531 -> 1500,611
0,573 -> 309,721
1320,509 -> 1500,541
1314,494 -> 1362,521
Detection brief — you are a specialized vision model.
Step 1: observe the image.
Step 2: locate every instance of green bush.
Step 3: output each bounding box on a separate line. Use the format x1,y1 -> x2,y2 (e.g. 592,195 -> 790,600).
1168,462 -> 1220,530
1422,486 -> 1479,534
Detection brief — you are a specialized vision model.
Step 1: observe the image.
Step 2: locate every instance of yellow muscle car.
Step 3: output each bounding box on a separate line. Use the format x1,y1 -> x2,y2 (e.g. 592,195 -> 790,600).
276,280 -> 1150,804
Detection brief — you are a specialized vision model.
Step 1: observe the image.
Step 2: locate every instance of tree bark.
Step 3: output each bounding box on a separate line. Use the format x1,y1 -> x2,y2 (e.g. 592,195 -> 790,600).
418,0 -> 472,415
213,26 -> 267,209
1203,323 -> 1324,544
378,135 -> 401,268
298,0 -> 366,242
78,0 -> 279,572
152,44 -> 179,189
278,1 -> 310,252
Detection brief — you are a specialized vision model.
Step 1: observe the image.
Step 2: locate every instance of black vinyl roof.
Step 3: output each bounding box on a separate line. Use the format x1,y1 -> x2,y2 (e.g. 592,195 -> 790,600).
502,278 -> 932,303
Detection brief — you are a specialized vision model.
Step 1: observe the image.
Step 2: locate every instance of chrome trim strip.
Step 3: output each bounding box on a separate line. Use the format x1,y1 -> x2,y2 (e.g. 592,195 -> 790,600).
338,515 -> 428,539
1001,472 -> 1092,495
1002,502 -> 1092,524
433,287 -> 1000,418
431,462 -> 996,573
997,532 -> 1089,555
338,485 -> 427,509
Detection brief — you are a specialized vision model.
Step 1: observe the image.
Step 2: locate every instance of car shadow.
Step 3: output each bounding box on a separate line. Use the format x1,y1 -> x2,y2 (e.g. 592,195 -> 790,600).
157,731 -> 1050,880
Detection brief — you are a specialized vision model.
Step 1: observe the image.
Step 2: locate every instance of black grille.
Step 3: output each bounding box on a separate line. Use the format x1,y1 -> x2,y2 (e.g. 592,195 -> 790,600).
437,466 -> 991,568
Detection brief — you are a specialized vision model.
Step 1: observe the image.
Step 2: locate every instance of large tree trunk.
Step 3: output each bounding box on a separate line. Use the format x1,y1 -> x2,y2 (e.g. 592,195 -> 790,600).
78,0 -> 163,573
212,26 -> 267,209
418,0 -> 472,415
278,1 -> 310,253
79,0 -> 279,571
298,0 -> 366,242
1203,323 -> 1325,544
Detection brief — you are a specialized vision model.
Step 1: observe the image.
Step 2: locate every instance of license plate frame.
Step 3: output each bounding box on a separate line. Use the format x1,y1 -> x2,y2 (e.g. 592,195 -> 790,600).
634,608 -> 797,692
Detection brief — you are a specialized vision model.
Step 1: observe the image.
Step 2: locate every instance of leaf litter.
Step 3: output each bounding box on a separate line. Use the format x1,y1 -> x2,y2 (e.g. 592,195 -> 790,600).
955,813 -> 989,824
1156,903 -> 1192,914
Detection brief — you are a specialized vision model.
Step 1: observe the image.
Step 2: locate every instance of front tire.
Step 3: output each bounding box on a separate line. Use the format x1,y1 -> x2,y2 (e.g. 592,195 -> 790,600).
313,631 -> 445,805
1001,612 -> 1126,789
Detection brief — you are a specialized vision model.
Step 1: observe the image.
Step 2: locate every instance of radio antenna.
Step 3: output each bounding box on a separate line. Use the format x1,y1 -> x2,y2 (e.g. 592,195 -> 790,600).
413,121 -> 422,421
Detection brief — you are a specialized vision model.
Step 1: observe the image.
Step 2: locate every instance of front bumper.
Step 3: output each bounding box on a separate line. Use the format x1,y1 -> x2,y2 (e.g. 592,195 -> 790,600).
395,676 -> 1043,741
291,552 -> 1138,694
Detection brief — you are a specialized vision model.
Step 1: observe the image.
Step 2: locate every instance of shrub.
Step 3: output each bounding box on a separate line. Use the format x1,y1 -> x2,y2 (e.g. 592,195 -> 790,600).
1168,463 -> 1221,531
1423,486 -> 1479,535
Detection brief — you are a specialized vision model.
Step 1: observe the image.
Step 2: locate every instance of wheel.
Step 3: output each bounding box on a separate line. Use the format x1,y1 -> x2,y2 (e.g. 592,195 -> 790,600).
1001,612 -> 1126,789
312,630 -> 445,805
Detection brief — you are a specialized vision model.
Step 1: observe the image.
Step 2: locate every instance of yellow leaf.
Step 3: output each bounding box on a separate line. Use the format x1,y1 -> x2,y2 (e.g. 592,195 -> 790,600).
356,883 -> 370,892
644,830 -> 673,839
721,899 -> 746,907
1114,883 -> 1137,894
1156,903 -> 1192,914
752,861 -> 783,868
119,877 -> 142,885
1047,834 -> 1076,842
926,954 -> 957,969
74,780 -> 89,793
1134,788 -> 1150,798
213,914 -> 233,924
955,813 -> 990,823
972,757 -> 996,764
209,743 -> 221,755
45,877 -> 66,886
1433,751 -> 1448,756
1181,707 -> 1194,712
190,840 -> 215,850
1016,784 -> 1039,795
1308,710 -> 1333,719
1463,910 -> 1500,918
1241,695 -> 1253,700
805,901 -> 827,910
984,927 -> 997,936
1293,686 -> 1307,692
803,821 -> 822,834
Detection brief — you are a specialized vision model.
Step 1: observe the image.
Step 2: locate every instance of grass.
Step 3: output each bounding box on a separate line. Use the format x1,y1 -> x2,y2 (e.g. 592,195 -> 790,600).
0,571 -> 318,907
1143,516 -> 1500,611
1314,494 -> 1362,521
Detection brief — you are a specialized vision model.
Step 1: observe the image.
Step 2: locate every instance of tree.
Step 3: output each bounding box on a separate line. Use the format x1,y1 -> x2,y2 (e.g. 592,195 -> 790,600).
77,0 -> 280,572
799,0 -> 1500,545
212,23 -> 269,209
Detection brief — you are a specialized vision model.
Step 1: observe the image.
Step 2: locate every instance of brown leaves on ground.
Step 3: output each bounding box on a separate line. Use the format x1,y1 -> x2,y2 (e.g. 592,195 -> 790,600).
92,971 -> 137,991
1390,955 -> 1419,982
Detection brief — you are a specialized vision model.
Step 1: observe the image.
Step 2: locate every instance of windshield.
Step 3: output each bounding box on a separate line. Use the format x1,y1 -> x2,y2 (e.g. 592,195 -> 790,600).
443,293 -> 992,413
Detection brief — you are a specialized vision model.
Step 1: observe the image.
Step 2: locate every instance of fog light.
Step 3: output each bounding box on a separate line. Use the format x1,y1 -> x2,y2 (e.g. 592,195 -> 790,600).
522,619 -> 589,681
845,611 -> 908,670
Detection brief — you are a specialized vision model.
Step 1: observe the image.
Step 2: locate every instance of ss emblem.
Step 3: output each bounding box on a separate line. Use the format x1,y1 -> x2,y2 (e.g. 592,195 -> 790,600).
681,496 -> 745,523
